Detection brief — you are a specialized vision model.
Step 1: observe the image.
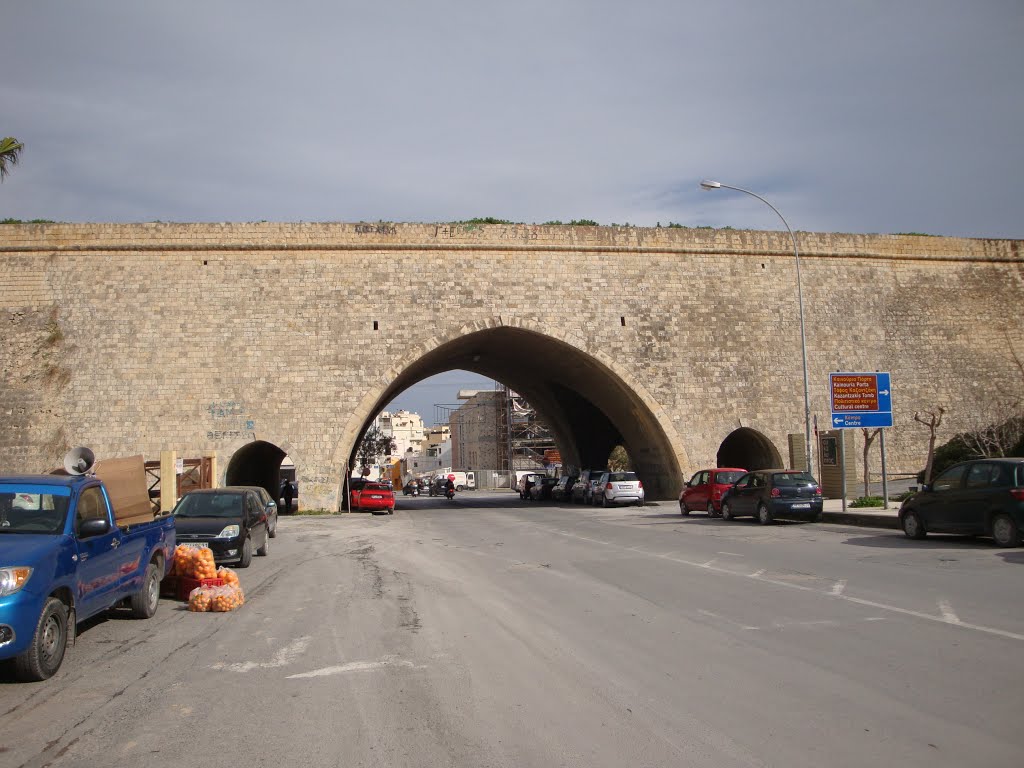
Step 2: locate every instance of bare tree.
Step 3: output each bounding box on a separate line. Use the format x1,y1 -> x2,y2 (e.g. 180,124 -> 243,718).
913,407 -> 946,485
960,332 -> 1024,458
861,427 -> 881,498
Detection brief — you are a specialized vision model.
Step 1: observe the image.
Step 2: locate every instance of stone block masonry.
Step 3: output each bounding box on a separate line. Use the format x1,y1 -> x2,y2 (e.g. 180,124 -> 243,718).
0,222 -> 1021,509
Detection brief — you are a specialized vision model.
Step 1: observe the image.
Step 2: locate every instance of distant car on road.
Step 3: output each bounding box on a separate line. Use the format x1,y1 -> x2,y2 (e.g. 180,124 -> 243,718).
899,458 -> 1024,547
529,476 -> 559,501
551,475 -> 577,502
349,479 -> 395,514
517,473 -> 544,500
679,468 -> 746,516
593,471 -> 644,507
720,470 -> 822,524
572,469 -> 602,504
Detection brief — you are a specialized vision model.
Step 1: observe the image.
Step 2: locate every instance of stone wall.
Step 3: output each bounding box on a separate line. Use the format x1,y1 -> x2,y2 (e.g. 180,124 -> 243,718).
1,222 -> 1021,508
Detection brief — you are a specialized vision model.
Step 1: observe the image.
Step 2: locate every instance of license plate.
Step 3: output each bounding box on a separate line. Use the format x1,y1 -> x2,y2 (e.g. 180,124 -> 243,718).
369,495 -> 383,499
791,503 -> 810,509
180,542 -> 209,549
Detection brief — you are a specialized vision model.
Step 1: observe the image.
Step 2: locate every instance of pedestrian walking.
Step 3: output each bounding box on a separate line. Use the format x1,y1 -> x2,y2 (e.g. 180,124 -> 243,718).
282,479 -> 294,514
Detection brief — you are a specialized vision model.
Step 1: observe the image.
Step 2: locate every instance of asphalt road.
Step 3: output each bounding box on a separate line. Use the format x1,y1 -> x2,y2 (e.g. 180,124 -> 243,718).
2,491 -> 1022,767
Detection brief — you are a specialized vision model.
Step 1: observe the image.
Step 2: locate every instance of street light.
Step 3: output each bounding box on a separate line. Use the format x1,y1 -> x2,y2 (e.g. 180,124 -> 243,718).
699,179 -> 813,476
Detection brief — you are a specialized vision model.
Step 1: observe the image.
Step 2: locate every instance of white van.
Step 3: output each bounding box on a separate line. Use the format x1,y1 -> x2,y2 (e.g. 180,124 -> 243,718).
437,471 -> 475,491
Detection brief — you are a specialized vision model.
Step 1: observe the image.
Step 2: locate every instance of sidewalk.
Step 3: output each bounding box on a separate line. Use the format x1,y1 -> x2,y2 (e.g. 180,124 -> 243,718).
821,497 -> 900,529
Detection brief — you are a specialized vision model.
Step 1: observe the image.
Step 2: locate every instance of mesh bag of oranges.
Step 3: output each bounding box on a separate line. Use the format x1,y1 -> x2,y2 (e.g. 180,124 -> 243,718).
216,566 -> 240,587
187,586 -> 215,612
209,583 -> 245,612
173,545 -> 217,579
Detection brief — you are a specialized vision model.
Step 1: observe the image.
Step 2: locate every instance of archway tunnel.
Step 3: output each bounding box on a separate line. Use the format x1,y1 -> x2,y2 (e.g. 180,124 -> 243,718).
225,440 -> 288,505
349,326 -> 685,500
716,427 -> 783,471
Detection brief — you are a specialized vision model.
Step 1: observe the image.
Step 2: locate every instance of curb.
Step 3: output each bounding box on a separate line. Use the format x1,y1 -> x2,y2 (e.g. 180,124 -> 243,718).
821,511 -> 900,530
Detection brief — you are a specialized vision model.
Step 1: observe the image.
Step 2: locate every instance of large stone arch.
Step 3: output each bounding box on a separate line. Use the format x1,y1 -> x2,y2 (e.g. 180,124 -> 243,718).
332,317 -> 690,506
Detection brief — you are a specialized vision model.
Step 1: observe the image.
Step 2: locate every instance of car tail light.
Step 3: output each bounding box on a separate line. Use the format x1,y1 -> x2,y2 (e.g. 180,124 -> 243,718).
814,486 -> 822,496
771,488 -> 780,497
638,481 -> 643,489
1011,488 -> 1024,501
606,482 -> 613,491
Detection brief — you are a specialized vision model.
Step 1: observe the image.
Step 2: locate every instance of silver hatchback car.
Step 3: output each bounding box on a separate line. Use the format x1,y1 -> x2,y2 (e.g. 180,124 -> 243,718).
593,471 -> 644,507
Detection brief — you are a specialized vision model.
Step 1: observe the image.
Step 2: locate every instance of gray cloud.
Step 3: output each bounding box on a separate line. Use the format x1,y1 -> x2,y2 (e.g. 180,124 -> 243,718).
3,2 -> 1021,416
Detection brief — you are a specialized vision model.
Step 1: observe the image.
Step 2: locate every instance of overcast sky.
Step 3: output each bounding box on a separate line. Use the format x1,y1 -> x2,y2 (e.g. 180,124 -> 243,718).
3,2 -> 1022,421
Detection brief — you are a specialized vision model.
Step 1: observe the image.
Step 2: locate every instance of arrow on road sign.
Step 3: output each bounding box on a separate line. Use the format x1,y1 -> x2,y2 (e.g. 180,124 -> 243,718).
833,417 -> 844,425
879,389 -> 889,396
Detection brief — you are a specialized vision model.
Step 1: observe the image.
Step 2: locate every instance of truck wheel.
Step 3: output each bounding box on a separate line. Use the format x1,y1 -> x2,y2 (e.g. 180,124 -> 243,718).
238,536 -> 253,568
14,597 -> 69,681
257,533 -> 270,556
129,562 -> 161,619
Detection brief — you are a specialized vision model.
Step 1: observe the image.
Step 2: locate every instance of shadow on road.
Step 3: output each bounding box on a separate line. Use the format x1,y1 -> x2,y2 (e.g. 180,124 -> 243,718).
840,533 -> 1005,551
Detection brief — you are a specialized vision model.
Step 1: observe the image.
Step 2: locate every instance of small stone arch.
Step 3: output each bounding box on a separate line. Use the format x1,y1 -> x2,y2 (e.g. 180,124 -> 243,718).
716,427 -> 783,471
224,439 -> 290,504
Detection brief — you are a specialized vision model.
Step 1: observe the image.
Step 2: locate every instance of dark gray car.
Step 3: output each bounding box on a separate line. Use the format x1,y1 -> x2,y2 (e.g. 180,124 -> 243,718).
899,458 -> 1024,547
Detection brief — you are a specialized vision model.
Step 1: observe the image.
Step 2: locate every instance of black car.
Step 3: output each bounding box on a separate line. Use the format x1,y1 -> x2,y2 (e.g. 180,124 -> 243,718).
172,488 -> 271,567
720,469 -> 823,524
551,475 -> 578,502
227,485 -> 279,538
899,458 -> 1024,547
529,476 -> 559,501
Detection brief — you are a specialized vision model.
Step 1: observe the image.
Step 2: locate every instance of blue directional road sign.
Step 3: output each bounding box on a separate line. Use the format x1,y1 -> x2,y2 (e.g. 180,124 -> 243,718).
829,372 -> 893,429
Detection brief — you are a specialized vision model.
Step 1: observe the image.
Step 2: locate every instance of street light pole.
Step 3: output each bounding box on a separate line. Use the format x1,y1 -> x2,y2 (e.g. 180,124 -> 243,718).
699,180 -> 813,476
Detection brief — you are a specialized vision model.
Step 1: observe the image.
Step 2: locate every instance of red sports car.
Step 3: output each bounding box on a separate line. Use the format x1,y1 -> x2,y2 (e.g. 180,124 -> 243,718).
350,480 -> 395,514
679,468 -> 746,516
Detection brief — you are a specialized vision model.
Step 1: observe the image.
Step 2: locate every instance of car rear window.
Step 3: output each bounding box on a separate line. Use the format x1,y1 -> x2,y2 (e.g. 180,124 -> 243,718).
609,472 -> 637,482
366,483 -> 390,491
716,471 -> 744,484
772,472 -> 816,487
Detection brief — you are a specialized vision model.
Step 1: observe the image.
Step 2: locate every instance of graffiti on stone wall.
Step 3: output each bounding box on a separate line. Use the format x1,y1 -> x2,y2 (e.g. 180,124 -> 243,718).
206,401 -> 254,440
355,224 -> 397,235
434,224 -> 538,240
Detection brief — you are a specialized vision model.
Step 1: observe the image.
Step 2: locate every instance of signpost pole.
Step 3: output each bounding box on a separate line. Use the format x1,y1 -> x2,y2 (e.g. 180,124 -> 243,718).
880,429 -> 889,510
840,432 -> 847,513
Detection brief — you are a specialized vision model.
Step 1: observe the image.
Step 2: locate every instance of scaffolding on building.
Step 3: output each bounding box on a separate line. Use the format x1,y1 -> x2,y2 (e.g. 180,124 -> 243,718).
498,383 -> 555,472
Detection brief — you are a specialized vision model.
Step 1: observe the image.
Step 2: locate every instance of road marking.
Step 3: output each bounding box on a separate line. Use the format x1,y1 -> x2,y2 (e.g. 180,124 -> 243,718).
212,636 -> 312,673
938,599 -> 960,624
287,657 -> 417,679
831,579 -> 847,596
717,551 -> 743,556
539,526 -> 1024,642
701,559 -> 717,568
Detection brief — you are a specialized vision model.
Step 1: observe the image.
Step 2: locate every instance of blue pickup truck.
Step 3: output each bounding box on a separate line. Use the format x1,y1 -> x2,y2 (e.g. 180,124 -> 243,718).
0,471 -> 175,681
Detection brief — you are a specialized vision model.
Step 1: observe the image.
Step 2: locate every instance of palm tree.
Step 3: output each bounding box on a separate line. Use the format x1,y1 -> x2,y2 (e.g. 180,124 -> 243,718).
0,137 -> 24,182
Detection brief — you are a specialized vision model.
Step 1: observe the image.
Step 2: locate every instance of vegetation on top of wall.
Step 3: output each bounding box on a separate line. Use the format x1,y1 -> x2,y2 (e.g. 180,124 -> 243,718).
2,218 -> 57,224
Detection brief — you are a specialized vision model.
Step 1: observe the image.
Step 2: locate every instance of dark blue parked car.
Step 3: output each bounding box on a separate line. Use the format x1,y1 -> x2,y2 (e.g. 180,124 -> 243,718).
720,469 -> 823,524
